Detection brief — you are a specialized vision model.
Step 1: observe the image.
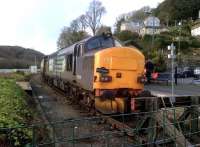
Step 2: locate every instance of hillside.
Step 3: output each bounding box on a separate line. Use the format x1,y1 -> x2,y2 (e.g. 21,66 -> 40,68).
154,0 -> 200,24
0,46 -> 44,69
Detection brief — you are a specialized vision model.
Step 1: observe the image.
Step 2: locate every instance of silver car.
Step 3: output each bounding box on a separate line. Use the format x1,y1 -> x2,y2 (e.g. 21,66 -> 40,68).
194,67 -> 200,77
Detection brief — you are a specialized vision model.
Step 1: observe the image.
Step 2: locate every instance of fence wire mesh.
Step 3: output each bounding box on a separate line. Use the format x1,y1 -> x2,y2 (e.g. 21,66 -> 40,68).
1,96 -> 200,147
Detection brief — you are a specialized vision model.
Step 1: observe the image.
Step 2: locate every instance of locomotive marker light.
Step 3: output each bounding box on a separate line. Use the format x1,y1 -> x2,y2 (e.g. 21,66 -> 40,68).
168,43 -> 176,103
100,75 -> 112,82
96,67 -> 109,74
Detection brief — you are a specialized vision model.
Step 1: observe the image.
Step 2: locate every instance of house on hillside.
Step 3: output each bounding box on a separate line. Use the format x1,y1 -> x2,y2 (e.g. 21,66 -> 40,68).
120,16 -> 167,36
191,11 -> 200,36
120,20 -> 144,34
140,16 -> 161,36
191,22 -> 200,36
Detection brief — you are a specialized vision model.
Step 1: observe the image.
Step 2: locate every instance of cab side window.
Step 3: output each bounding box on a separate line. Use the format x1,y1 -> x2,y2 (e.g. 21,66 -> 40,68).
77,45 -> 81,57
66,54 -> 73,71
76,44 -> 84,57
87,38 -> 101,51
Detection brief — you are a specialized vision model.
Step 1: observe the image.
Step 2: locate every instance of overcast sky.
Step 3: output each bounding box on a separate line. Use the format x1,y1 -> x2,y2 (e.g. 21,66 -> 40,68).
0,0 -> 164,55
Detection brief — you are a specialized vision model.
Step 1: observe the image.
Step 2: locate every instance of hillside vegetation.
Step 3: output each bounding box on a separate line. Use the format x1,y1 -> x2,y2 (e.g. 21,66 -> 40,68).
0,46 -> 44,69
154,0 -> 200,24
114,0 -> 200,71
0,75 -> 33,146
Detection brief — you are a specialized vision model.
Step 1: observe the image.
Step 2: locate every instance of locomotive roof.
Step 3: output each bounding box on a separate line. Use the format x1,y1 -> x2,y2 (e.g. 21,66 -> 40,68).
47,33 -> 120,58
58,37 -> 92,56
48,37 -> 91,57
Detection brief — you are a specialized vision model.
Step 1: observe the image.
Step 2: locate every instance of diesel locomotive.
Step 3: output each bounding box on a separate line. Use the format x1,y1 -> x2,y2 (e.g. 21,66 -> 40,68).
41,33 -> 146,114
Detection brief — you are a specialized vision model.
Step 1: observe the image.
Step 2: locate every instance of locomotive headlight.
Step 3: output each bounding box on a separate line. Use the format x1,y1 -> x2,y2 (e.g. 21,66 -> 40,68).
116,72 -> 122,78
100,75 -> 112,82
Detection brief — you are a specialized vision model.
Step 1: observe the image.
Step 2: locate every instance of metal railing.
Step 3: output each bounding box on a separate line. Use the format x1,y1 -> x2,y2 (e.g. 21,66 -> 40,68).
1,100 -> 200,147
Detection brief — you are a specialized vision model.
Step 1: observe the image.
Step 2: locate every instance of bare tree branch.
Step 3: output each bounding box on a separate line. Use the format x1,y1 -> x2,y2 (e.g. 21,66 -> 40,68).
57,27 -> 89,49
84,0 -> 106,35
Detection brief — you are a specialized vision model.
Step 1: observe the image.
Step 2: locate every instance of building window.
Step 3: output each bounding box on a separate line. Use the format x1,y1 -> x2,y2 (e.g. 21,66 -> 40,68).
66,54 -> 73,71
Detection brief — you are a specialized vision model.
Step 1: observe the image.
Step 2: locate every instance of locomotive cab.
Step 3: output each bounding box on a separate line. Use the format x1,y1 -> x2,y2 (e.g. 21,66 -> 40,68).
92,38 -> 145,114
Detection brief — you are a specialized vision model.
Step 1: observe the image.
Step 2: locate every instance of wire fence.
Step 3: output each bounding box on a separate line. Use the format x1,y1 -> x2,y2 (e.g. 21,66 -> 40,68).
1,98 -> 200,147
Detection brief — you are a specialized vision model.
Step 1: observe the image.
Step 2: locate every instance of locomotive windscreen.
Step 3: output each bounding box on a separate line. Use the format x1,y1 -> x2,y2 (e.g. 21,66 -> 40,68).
86,36 -> 115,51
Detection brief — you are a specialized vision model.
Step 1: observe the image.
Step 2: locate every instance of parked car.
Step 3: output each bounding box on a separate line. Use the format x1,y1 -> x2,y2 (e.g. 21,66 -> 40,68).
176,67 -> 183,78
179,67 -> 194,78
194,67 -> 200,79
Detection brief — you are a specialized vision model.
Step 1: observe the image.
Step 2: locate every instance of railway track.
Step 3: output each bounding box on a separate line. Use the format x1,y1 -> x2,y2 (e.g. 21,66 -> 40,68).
30,77 -> 134,146
30,78 -> 144,144
31,76 -> 199,147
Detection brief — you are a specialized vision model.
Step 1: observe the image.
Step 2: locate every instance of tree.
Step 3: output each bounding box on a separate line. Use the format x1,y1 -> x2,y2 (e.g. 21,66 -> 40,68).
70,19 -> 80,32
78,15 -> 88,31
84,0 -> 106,35
128,6 -> 151,21
70,15 -> 88,32
115,30 -> 139,42
115,30 -> 141,48
155,0 -> 200,23
96,25 -> 111,35
57,27 -> 89,49
114,15 -> 126,33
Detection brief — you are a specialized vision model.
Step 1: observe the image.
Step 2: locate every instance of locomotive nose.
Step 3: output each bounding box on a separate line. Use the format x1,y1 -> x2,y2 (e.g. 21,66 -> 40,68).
93,47 -> 145,90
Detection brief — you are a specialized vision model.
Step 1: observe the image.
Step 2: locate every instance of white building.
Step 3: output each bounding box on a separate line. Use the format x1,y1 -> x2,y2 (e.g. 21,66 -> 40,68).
191,10 -> 200,36
140,16 -> 161,36
120,16 -> 163,36
191,23 -> 200,36
120,20 -> 144,34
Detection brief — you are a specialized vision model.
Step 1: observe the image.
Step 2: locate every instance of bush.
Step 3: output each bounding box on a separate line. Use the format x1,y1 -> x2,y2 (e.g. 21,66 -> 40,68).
149,50 -> 167,72
143,34 -> 152,42
115,30 -> 139,42
189,37 -> 200,48
174,40 -> 189,50
0,78 -> 33,146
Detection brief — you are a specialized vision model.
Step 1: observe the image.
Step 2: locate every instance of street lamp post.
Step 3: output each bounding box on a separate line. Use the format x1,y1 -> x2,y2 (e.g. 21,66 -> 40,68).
178,21 -> 182,66
144,8 -> 155,59
168,43 -> 176,103
151,16 -> 155,51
